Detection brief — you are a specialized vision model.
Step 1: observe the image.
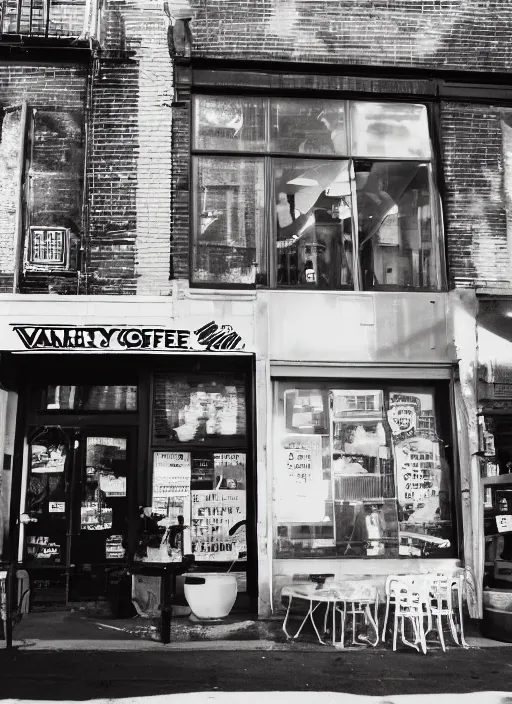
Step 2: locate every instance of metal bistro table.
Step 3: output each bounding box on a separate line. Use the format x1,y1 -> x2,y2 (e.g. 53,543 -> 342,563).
282,579 -> 379,648
130,555 -> 195,644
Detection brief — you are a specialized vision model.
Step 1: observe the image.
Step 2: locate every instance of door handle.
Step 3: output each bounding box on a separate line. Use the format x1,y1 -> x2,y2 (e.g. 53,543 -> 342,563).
19,513 -> 38,524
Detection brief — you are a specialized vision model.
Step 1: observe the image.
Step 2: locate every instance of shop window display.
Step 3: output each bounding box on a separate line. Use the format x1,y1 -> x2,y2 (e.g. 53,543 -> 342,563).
147,373 -> 249,566
192,96 -> 442,290
273,382 -> 455,559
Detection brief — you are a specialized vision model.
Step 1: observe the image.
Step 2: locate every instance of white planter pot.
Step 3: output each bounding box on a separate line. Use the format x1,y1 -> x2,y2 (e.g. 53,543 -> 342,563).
184,573 -> 238,620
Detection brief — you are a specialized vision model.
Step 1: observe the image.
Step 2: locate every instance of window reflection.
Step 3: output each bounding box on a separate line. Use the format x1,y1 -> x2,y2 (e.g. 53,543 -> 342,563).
46,385 -> 137,411
194,95 -> 266,151
274,382 -> 454,559
274,159 -> 353,288
356,160 -> 437,289
194,156 -> 265,285
350,102 -> 431,159
270,98 -> 347,154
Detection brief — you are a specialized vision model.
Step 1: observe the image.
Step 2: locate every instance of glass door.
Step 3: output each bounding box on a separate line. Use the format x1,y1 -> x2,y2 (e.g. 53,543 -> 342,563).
68,429 -> 136,601
22,426 -> 75,605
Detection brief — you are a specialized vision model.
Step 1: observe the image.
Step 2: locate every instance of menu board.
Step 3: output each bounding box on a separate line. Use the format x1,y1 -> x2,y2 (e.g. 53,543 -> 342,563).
191,490 -> 246,562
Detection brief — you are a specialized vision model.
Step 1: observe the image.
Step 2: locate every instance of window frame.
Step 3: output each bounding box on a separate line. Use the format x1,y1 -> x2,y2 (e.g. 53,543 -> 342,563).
190,93 -> 446,292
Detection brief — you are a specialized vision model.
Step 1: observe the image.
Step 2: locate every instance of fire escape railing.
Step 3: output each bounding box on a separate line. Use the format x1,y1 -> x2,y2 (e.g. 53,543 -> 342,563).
0,0 -> 98,41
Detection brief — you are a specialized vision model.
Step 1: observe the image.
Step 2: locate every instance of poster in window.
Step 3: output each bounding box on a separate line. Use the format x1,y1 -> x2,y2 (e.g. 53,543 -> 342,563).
191,490 -> 246,562
192,455 -> 215,488
152,452 -> 192,553
30,442 -> 66,473
275,434 -> 326,523
106,535 -> 126,559
99,474 -> 127,497
387,394 -> 420,442
389,391 -> 452,556
213,453 -> 246,489
80,502 -> 113,530
26,536 -> 61,562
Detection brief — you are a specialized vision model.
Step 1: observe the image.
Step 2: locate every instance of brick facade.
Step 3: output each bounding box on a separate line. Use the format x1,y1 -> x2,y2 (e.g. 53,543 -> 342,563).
441,104 -> 510,289
189,0 -> 512,73
0,64 -> 87,293
2,1 -> 512,293
87,0 -> 174,295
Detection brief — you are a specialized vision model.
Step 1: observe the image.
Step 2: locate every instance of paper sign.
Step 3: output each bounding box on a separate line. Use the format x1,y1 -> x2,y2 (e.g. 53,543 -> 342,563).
152,452 -> 192,554
99,474 -> 127,497
49,501 -> 65,513
31,443 -> 66,473
80,502 -> 113,530
152,452 -> 191,498
106,535 -> 125,559
213,452 -> 246,489
191,490 -> 246,562
275,434 -> 326,523
497,514 -> 512,533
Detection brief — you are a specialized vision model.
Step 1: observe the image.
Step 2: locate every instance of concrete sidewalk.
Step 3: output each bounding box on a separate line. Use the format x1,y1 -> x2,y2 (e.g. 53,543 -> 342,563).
4,607 -> 512,651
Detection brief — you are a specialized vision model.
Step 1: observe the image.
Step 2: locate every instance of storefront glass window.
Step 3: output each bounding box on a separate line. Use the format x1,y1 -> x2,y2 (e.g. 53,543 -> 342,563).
355,160 -> 438,290
193,95 -> 266,152
45,385 -> 137,411
145,372 -> 249,566
275,159 -> 353,288
192,95 -> 443,290
152,373 -> 247,445
273,381 -> 454,559
270,98 -> 347,154
193,156 -> 265,285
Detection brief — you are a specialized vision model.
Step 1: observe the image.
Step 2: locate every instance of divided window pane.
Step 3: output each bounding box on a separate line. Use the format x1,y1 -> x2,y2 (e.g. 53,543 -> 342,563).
350,102 -> 431,159
194,95 -> 266,152
193,156 -> 265,285
356,160 -> 437,289
192,96 -> 441,290
270,98 -> 347,155
275,158 -> 353,288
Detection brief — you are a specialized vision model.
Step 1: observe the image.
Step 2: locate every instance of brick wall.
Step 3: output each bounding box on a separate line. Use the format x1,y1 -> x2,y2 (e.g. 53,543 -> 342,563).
87,0 -> 173,295
188,0 -> 512,72
440,104 -> 510,289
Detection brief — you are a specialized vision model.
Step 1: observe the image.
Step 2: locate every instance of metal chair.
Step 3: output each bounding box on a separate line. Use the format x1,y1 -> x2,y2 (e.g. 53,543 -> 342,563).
424,572 -> 459,651
390,577 -> 429,654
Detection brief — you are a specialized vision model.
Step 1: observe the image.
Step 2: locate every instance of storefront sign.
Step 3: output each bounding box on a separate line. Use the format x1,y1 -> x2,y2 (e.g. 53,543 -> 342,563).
11,320 -> 245,352
191,490 -> 246,561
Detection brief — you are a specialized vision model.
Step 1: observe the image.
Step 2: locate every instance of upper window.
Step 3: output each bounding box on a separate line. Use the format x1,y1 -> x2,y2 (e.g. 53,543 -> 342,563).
192,96 -> 443,291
